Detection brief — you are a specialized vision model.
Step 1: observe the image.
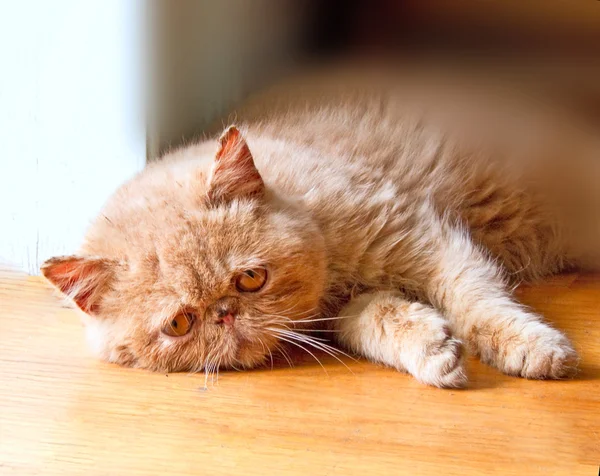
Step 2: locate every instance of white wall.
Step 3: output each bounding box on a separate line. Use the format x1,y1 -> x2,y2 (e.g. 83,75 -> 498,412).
0,0 -> 146,274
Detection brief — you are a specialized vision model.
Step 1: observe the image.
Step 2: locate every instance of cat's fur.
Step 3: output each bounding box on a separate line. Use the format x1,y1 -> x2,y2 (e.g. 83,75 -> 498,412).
42,70 -> 599,387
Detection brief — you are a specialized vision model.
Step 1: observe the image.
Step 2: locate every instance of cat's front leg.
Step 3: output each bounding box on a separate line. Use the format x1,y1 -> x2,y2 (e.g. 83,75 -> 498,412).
334,291 -> 467,388
421,220 -> 579,379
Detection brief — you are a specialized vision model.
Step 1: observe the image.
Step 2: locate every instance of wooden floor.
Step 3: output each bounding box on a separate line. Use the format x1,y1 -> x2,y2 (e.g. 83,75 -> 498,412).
0,268 -> 598,475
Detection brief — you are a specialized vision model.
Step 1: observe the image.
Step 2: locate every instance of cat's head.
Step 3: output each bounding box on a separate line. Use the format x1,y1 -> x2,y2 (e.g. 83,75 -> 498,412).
42,126 -> 327,372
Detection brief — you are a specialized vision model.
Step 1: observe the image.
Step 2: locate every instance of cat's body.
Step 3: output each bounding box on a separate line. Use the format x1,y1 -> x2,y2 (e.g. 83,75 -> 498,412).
42,69 -> 598,387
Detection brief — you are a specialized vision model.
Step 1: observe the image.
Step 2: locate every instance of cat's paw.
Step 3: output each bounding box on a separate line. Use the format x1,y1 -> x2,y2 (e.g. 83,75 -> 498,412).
410,321 -> 468,388
484,322 -> 579,379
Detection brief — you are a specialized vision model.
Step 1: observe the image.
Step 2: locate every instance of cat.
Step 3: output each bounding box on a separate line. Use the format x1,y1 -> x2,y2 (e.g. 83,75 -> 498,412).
41,69 -> 599,388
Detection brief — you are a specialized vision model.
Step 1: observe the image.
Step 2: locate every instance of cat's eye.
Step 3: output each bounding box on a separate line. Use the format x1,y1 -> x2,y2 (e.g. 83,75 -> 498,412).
235,268 -> 268,293
162,311 -> 195,337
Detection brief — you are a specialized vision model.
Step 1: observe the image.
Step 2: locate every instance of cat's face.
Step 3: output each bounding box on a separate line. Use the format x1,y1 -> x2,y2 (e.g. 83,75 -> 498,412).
42,126 -> 327,372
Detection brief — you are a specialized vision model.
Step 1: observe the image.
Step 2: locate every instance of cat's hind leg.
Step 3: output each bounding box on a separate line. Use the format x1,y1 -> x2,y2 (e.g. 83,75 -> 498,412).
334,291 -> 468,388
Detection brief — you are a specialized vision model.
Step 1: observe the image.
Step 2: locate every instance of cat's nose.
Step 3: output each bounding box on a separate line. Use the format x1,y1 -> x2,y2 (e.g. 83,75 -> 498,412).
216,307 -> 236,326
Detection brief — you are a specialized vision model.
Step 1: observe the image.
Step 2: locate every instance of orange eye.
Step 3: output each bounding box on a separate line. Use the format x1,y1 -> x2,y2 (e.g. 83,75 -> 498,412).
235,268 -> 268,293
162,311 -> 195,337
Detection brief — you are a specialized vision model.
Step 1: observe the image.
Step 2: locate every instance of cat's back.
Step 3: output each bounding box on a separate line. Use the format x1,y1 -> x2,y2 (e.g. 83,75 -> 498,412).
233,67 -> 529,190
230,66 -> 599,276
234,65 -> 596,208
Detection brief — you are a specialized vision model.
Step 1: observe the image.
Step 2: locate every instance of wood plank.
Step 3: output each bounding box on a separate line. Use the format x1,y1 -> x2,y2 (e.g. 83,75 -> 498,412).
0,267 -> 598,475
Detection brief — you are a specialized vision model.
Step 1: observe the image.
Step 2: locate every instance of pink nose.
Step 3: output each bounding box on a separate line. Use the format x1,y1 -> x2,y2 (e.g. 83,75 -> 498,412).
216,309 -> 235,326
219,313 -> 235,326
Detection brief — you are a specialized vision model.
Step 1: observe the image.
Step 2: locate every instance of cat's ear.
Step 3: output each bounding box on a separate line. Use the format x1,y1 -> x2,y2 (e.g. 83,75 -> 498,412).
207,125 -> 265,203
41,255 -> 116,315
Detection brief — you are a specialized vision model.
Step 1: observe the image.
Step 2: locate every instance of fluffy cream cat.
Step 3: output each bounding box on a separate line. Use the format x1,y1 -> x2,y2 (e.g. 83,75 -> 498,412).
42,69 -> 599,388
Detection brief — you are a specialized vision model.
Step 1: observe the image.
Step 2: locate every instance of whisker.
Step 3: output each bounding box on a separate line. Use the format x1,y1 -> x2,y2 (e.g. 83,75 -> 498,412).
294,315 -> 358,324
255,336 -> 272,370
274,302 -> 307,318
202,354 -> 211,387
209,358 -> 218,386
261,308 -> 321,321
255,333 -> 280,371
287,332 -> 329,342
261,312 -> 321,324
270,331 -> 343,359
275,343 -> 294,369
203,358 -> 212,389
266,343 -> 274,370
269,328 -> 357,371
229,359 -> 243,372
269,328 -> 358,362
291,338 -> 354,371
258,305 -> 319,323
266,323 -> 330,342
269,334 -> 329,376
262,319 -> 294,331
215,355 -> 222,385
267,302 -> 302,318
269,327 -> 343,353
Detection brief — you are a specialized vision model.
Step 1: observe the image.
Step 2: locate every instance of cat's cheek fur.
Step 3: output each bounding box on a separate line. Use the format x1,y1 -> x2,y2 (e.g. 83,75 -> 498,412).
83,317 -> 138,367
83,319 -> 109,360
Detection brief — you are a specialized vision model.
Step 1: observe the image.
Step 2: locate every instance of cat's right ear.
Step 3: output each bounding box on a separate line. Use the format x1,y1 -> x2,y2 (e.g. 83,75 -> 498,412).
207,125 -> 265,204
41,255 -> 116,315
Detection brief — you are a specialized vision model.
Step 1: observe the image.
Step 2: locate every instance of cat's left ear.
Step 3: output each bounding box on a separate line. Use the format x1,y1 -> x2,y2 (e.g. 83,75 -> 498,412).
41,255 -> 116,315
207,125 -> 265,203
